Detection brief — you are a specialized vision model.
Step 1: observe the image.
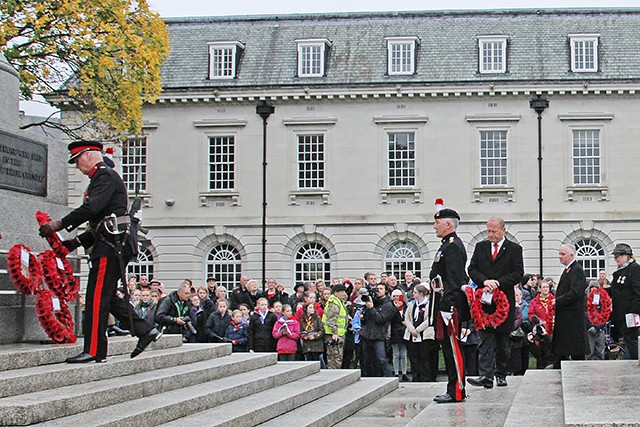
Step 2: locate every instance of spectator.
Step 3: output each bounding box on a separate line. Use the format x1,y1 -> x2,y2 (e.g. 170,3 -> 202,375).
246,279 -> 264,309
206,277 -> 218,303
272,301 -> 283,318
248,298 -> 277,352
294,290 -> 324,322
155,282 -> 192,335
215,285 -> 229,304
386,275 -> 400,295
399,271 -> 415,294
390,289 -> 409,381
315,280 -> 326,297
404,284 -> 439,382
225,309 -> 249,352
134,288 -> 157,323
197,286 -> 215,319
264,278 -> 278,306
288,283 -> 305,308
183,294 -> 201,343
230,275 -> 252,310
611,243 -> 640,359
529,280 -> 554,330
205,299 -> 232,343
585,280 -> 607,360
360,283 -> 395,377
239,303 -> 251,323
319,288 -> 332,309
272,304 -> 300,361
322,284 -> 349,369
598,270 -> 611,289
512,288 -> 530,374
300,302 -> 325,362
552,244 -> 588,367
509,299 -> 528,375
518,274 -> 534,302
138,275 -> 150,290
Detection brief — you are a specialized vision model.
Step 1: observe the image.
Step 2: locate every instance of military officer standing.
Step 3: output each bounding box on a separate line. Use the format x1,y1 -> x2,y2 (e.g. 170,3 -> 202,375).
39,141 -> 161,363
430,208 -> 469,403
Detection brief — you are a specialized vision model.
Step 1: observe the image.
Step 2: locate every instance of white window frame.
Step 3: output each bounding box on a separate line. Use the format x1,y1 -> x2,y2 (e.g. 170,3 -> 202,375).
208,41 -> 244,79
208,135 -> 236,191
479,130 -> 508,187
386,36 -> 420,75
206,244 -> 242,292
569,34 -> 599,73
297,134 -> 325,190
387,131 -> 416,187
477,35 -> 508,74
572,129 -> 601,186
296,38 -> 331,77
122,136 -> 147,193
294,243 -> 331,283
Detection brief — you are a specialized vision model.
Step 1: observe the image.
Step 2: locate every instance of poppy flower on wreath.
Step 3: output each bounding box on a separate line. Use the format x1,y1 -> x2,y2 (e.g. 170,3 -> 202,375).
35,211 -> 69,258
470,288 -> 509,330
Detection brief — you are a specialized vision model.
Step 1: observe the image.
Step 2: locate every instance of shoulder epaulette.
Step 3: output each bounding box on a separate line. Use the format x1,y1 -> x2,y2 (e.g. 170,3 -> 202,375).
449,237 -> 455,243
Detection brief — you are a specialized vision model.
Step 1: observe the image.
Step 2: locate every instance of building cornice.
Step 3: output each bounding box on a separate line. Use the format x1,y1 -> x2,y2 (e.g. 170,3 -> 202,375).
47,82 -> 640,108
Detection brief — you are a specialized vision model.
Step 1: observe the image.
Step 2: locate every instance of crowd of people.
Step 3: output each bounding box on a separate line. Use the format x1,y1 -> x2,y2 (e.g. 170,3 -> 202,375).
84,229 -> 639,404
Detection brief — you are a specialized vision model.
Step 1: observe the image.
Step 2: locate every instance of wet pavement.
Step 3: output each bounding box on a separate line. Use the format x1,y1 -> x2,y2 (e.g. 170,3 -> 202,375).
339,360 -> 640,426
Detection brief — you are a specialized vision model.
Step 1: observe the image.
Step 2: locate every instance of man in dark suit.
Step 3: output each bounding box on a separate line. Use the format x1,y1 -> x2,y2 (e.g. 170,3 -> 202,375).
467,217 -> 524,388
552,244 -> 588,367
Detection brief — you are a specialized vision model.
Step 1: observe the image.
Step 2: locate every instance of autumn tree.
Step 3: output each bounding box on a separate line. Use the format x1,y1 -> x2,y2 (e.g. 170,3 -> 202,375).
0,0 -> 170,140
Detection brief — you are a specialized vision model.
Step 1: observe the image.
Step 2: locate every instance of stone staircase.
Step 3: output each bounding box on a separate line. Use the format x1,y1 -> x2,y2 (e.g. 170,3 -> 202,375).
0,336 -> 397,426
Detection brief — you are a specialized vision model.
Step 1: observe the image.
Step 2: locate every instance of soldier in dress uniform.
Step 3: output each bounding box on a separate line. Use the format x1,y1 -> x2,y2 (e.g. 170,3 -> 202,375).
39,140 -> 161,363
430,208 -> 469,403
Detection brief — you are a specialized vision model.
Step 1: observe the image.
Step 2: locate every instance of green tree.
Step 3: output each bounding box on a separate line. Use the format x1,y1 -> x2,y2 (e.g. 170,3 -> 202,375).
0,0 -> 170,139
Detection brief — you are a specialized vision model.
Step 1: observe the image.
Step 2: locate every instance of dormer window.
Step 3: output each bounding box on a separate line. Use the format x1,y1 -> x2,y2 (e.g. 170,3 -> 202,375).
386,36 -> 420,75
477,35 -> 508,74
208,41 -> 245,79
569,34 -> 599,72
296,38 -> 331,77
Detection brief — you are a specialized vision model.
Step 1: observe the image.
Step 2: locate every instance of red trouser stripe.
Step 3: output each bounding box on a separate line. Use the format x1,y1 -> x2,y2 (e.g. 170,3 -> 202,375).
452,334 -> 465,401
89,258 -> 107,356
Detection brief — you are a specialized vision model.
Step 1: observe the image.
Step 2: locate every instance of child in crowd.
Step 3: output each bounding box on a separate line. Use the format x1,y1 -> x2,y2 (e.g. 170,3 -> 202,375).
239,303 -> 251,324
300,302 -> 325,362
225,309 -> 249,352
272,301 -> 283,319
248,298 -> 277,352
183,294 -> 201,343
272,304 -> 300,361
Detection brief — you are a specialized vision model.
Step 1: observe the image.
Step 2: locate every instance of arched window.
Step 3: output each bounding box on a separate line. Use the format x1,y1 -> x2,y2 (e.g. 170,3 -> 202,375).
385,242 -> 422,280
295,243 -> 331,283
127,247 -> 154,280
575,239 -> 605,280
206,244 -> 241,291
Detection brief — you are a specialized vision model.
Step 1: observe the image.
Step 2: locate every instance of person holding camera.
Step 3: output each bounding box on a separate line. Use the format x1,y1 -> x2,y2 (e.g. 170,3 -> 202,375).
360,283 -> 396,377
155,282 -> 193,335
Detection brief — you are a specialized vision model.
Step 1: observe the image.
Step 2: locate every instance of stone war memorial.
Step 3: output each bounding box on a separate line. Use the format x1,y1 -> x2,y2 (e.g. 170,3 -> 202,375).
0,53 -> 74,344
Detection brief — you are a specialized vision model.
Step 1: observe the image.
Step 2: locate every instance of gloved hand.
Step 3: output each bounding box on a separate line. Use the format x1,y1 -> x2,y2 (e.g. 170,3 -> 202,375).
62,238 -> 81,251
39,220 -> 63,237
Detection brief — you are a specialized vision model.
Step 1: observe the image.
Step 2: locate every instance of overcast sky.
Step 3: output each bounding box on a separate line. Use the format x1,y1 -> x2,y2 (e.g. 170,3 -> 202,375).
147,0 -> 640,17
21,0 -> 640,116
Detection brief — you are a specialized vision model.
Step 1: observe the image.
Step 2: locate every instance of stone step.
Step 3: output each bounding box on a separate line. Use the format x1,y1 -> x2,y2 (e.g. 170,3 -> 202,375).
562,360 -> 640,426
32,361 -> 320,427
257,376 -> 398,427
1,351 -> 278,425
0,342 -> 230,398
503,369 -> 563,426
0,334 -> 184,371
159,368 -> 361,427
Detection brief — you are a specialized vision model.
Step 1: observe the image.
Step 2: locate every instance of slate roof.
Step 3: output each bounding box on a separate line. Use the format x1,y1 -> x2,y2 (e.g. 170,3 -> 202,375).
161,9 -> 640,91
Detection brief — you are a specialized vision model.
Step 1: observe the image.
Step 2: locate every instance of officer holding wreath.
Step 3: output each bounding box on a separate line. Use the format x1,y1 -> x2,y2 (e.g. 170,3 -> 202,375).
39,140 -> 161,363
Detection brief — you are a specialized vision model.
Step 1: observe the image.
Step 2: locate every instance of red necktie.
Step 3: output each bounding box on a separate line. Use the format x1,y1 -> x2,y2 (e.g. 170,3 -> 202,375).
492,243 -> 499,260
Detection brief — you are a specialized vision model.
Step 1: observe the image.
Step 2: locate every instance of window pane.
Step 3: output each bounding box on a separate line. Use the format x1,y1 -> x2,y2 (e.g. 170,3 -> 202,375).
297,134 -> 325,189
572,130 -> 600,185
480,130 -> 508,186
207,244 -> 241,291
122,137 -> 147,193
209,136 -> 235,190
387,132 -> 415,187
384,242 -> 422,280
295,243 -> 331,283
575,239 -> 605,280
